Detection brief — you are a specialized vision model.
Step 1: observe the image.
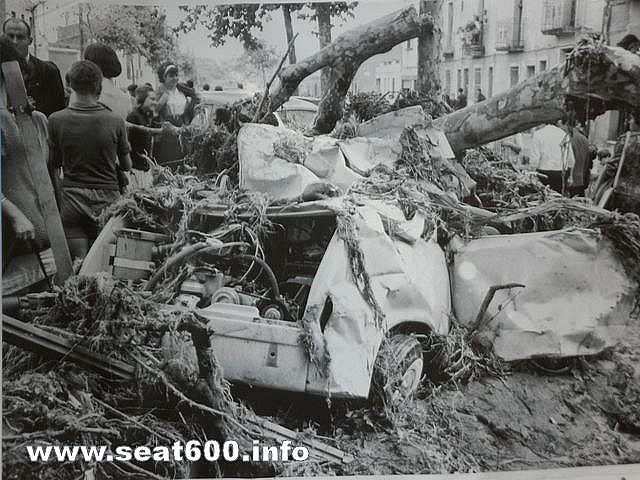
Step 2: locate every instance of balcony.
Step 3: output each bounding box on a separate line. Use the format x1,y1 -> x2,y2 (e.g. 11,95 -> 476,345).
462,43 -> 485,58
495,18 -> 524,53
541,0 -> 576,36
460,18 -> 484,58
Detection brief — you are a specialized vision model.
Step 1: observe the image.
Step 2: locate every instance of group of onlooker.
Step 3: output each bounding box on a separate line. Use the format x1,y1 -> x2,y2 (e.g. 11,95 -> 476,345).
1,17 -> 198,268
443,87 -> 486,110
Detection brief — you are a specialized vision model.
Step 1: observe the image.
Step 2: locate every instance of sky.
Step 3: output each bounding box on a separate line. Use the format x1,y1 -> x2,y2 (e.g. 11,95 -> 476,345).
164,1 -> 419,61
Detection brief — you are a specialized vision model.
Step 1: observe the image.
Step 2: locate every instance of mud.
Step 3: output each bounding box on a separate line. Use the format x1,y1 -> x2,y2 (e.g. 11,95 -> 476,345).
315,322 -> 640,476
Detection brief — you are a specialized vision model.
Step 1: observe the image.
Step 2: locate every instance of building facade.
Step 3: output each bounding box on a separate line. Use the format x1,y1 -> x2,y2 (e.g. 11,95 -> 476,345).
359,0 -> 639,143
2,0 -> 155,87
438,0 -> 639,103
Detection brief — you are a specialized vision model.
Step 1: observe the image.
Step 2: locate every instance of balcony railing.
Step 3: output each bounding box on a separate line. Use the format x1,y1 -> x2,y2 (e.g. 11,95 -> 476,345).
495,18 -> 524,52
460,18 -> 484,58
462,43 -> 485,58
541,0 -> 576,36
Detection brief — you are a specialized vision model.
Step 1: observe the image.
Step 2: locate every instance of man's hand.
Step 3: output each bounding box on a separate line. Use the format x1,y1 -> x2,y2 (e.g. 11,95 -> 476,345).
11,210 -> 35,241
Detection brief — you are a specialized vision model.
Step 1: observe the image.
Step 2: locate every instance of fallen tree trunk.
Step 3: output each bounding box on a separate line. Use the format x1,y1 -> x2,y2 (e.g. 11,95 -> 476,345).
435,43 -> 640,154
267,6 -> 433,134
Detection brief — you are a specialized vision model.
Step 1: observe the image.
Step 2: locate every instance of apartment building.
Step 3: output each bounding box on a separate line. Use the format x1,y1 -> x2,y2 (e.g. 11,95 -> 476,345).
438,0 -> 639,102
366,0 -> 638,142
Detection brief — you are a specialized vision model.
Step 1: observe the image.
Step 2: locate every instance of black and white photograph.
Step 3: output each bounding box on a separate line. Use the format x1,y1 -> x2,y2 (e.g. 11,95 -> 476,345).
1,0 -> 640,478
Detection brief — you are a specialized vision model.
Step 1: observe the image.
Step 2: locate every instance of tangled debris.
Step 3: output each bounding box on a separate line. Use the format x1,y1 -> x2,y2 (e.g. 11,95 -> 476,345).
346,89 -> 451,124
6,80 -> 640,478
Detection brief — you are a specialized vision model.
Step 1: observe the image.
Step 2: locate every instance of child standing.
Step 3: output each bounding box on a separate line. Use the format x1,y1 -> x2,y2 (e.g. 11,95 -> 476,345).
48,60 -> 131,260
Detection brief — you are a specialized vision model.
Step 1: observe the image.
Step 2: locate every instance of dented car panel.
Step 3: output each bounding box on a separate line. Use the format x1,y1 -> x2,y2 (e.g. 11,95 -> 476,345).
189,202 -> 451,399
450,228 -> 636,361
303,204 -> 450,398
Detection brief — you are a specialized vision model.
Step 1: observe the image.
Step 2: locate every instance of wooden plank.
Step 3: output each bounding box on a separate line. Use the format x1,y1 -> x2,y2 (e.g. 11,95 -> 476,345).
2,314 -> 135,381
1,61 -> 73,283
79,215 -> 125,275
112,257 -> 154,271
249,416 -> 354,464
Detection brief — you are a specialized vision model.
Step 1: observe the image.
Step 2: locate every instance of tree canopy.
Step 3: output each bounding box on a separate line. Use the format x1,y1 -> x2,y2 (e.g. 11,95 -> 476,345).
175,2 -> 358,51
87,5 -> 183,71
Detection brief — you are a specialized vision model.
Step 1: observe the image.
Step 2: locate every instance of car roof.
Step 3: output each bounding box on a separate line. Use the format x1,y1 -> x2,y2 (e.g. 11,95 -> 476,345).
281,97 -> 317,111
199,91 -> 252,106
199,92 -> 316,111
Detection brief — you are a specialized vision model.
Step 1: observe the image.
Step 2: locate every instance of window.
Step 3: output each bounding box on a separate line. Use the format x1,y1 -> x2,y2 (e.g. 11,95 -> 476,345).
376,78 -> 381,91
463,68 -> 469,92
488,66 -> 493,97
457,69 -> 462,90
406,39 -> 413,51
539,60 -> 547,72
526,65 -> 535,78
412,79 -> 417,90
510,66 -> 520,87
392,77 -> 395,92
474,67 -> 482,90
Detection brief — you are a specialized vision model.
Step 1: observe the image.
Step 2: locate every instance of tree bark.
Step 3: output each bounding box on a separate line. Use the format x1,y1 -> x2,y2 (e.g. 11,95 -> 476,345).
267,6 -> 433,134
417,0 -> 442,96
435,45 -> 640,154
315,3 -> 333,96
282,4 -> 297,65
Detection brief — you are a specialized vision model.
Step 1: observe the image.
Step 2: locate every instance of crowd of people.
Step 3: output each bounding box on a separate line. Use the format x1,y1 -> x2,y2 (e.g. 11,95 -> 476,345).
1,17 -> 201,301
443,87 -> 485,110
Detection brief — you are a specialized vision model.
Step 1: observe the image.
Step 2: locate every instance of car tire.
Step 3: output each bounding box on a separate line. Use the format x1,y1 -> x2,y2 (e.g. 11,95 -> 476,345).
370,334 -> 424,406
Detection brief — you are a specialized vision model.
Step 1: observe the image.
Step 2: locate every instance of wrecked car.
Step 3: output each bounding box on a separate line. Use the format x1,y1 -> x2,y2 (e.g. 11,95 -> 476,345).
81,198 -> 450,400
81,202 -> 635,401
79,106 -> 637,400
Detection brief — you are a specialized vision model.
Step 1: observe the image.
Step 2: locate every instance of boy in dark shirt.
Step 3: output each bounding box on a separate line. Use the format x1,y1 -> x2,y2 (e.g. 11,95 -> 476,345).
48,60 -> 131,259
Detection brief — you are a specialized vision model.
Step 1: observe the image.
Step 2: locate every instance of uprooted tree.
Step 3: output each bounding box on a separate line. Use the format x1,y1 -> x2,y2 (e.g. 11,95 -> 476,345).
263,6 -> 435,134
259,6 -> 640,147
435,39 -> 640,153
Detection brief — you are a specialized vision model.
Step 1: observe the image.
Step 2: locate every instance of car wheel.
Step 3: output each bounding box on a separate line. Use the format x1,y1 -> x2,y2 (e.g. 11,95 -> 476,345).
370,334 -> 424,405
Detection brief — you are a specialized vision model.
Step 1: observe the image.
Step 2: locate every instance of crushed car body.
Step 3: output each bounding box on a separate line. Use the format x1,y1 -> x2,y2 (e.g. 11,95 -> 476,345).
79,106 -> 638,399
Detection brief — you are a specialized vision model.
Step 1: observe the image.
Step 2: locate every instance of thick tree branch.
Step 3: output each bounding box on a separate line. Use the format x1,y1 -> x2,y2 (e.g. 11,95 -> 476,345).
435,45 -> 640,154
268,6 -> 434,134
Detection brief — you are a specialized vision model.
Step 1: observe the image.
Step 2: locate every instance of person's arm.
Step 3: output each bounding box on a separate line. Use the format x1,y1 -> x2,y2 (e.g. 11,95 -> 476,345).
529,134 -> 542,170
156,85 -> 170,112
117,119 -> 132,172
502,140 -> 521,153
2,195 -> 35,241
44,62 -> 67,116
47,118 -> 63,206
118,153 -> 132,172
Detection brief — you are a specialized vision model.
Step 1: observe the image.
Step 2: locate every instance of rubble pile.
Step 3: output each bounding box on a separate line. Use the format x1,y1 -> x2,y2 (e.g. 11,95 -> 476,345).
2,273 -> 284,479
346,89 -> 451,123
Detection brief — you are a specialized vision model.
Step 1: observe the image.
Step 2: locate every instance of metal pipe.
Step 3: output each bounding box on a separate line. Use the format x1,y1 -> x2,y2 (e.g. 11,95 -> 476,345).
220,254 -> 281,300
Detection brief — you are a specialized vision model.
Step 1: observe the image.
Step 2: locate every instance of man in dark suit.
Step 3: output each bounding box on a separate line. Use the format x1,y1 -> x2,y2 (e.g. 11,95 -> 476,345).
3,18 -> 66,117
